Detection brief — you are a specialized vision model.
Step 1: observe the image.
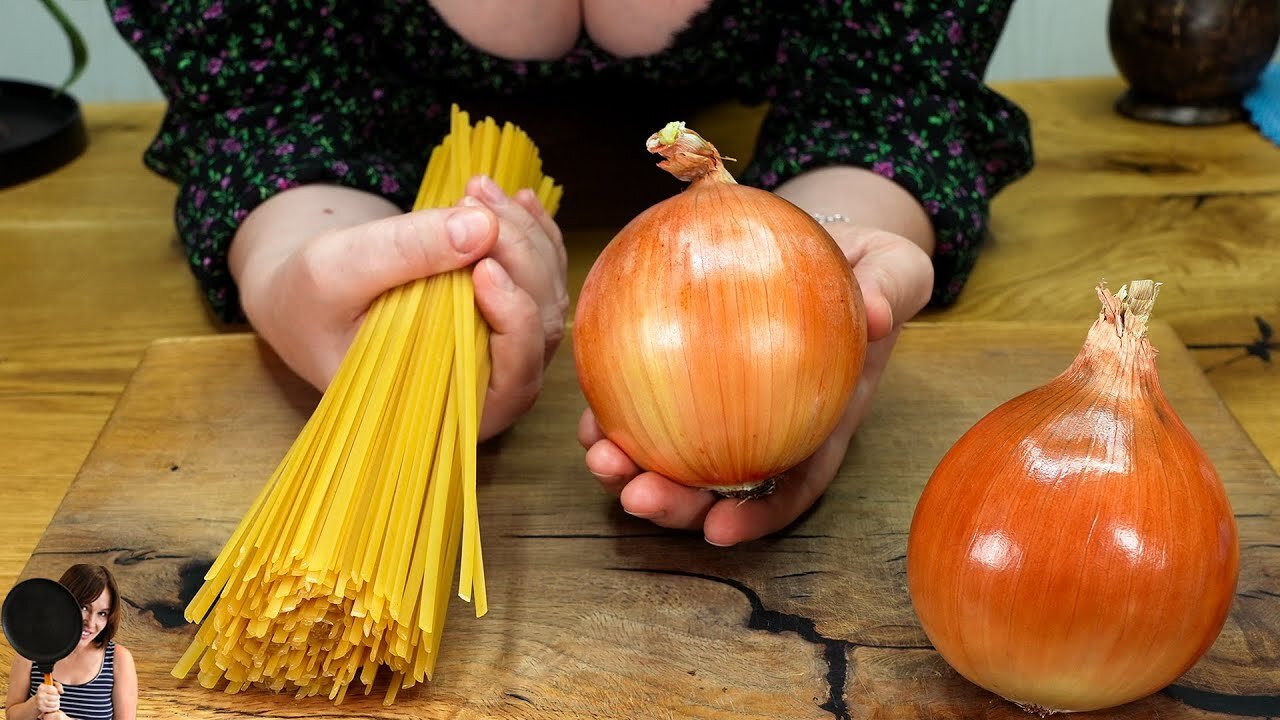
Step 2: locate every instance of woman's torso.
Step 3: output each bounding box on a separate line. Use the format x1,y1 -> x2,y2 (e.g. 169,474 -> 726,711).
28,641 -> 116,720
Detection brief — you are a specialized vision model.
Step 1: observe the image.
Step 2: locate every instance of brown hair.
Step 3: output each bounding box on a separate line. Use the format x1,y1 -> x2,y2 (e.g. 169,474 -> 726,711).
57,564 -> 120,648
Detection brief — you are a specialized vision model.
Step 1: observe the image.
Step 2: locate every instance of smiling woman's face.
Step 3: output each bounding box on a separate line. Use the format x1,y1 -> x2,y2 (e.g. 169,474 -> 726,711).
79,588 -> 111,647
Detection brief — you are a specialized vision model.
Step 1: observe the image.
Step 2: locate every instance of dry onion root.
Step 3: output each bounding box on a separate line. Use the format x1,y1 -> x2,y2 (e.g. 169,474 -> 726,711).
906,280 -> 1239,714
572,122 -> 868,495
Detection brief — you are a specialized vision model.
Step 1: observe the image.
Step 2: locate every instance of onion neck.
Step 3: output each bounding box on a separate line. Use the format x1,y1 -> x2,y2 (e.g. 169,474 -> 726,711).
1062,281 -> 1163,399
646,121 -> 738,185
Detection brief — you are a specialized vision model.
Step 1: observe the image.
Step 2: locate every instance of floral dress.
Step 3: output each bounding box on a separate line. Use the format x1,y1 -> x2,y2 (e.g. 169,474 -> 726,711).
107,0 -> 1033,322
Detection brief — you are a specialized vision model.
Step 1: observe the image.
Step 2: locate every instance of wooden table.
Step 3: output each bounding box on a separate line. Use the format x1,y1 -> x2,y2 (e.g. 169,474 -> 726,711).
1,76 -> 1278,712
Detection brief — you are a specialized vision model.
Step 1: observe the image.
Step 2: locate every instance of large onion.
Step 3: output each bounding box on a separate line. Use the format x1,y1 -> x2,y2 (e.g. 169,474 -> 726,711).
573,122 -> 867,494
906,280 -> 1239,713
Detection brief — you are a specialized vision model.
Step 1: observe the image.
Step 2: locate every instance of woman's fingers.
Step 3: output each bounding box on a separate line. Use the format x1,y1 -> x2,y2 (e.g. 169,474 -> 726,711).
514,187 -> 567,278
619,473 -> 718,530
465,177 -> 568,363
473,258 -> 546,441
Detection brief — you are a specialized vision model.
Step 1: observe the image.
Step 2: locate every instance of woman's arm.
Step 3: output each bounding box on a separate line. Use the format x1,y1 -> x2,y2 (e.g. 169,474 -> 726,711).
228,180 -> 569,440
773,165 -> 935,336
112,645 -> 137,720
6,658 -> 42,720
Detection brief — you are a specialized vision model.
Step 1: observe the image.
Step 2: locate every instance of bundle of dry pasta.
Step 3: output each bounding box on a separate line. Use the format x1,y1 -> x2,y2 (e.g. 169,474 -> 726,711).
172,105 -> 562,704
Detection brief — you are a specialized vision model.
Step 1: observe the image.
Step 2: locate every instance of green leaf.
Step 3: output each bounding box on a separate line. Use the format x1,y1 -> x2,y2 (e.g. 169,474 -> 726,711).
36,0 -> 89,94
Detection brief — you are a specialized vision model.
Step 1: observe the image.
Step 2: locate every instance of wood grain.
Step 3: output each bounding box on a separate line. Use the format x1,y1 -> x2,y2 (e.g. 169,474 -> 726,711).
2,323 -> 1276,719
2,78 -> 1279,712
0,98 -> 223,604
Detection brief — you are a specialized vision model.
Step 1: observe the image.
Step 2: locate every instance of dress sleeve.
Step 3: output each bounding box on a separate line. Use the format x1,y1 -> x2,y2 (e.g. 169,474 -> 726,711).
107,0 -> 429,322
738,1 -> 1034,306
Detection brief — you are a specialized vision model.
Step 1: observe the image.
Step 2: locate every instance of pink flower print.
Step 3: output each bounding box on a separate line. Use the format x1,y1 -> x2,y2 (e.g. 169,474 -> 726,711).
275,143 -> 295,156
372,88 -> 385,101
131,29 -> 142,42
948,140 -> 964,157
332,160 -> 350,176
975,176 -> 988,198
947,21 -> 964,44
872,160 -> 895,178
112,6 -> 132,22
202,1 -> 222,20
233,208 -> 248,222
220,176 -> 231,189
220,137 -> 242,153
909,132 -> 925,149
380,175 -> 401,194
250,59 -> 269,72
225,107 -> 244,121
260,38 -> 273,49
194,189 -> 207,208
207,57 -> 223,75
275,177 -> 291,190
924,200 -> 941,215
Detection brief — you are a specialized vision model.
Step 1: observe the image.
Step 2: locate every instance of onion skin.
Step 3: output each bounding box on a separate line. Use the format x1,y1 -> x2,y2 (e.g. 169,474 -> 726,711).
573,124 -> 867,492
906,281 -> 1239,713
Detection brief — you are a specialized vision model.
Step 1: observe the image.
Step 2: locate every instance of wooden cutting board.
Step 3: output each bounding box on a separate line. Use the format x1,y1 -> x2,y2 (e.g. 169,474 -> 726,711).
6,322 -> 1278,719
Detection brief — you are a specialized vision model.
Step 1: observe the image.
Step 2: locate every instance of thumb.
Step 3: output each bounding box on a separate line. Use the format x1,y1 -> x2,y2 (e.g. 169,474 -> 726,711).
308,202 -> 498,314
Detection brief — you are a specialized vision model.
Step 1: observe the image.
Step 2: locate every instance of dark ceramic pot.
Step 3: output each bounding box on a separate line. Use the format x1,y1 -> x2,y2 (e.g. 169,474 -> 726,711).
1109,0 -> 1280,125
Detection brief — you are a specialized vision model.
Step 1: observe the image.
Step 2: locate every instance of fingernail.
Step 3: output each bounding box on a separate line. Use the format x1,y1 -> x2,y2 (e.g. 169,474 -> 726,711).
478,175 -> 504,203
447,208 -> 490,252
626,509 -> 664,520
705,536 -> 734,547
485,258 -> 515,291
590,471 -> 621,484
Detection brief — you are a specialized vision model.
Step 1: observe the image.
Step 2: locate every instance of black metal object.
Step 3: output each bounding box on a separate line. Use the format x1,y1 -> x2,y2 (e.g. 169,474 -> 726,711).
1,577 -> 83,685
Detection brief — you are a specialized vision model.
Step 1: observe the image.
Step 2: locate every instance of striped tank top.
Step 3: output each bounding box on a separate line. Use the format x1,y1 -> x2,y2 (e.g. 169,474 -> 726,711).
28,641 -> 115,720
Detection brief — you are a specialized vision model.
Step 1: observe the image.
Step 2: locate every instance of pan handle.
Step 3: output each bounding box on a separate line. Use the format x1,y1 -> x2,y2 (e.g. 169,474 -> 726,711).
44,672 -> 54,685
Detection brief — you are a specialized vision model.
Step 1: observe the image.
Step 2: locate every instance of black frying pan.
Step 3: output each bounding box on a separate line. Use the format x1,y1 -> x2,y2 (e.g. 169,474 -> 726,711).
2,578 -> 83,686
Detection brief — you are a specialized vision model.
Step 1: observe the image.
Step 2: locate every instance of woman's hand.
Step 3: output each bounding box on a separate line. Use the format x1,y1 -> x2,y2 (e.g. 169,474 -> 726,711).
578,225 -> 934,546
34,681 -> 61,716
232,177 -> 567,440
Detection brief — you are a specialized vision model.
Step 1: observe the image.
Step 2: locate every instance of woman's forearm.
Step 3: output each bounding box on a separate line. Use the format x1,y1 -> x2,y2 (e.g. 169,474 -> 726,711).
228,184 -> 403,315
5,695 -> 41,720
773,165 -> 935,257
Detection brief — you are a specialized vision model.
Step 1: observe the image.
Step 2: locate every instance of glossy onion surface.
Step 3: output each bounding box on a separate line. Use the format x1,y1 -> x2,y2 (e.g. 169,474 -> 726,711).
574,179 -> 866,491
906,282 -> 1239,713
